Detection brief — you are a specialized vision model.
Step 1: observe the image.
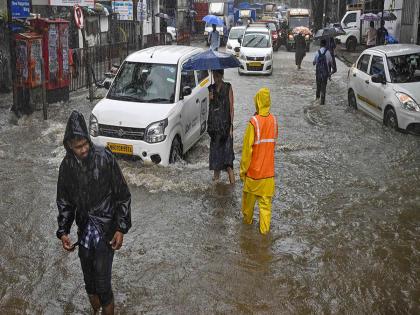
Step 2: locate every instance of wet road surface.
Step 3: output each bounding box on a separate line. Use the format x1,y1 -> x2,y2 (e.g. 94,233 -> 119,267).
1,43 -> 420,314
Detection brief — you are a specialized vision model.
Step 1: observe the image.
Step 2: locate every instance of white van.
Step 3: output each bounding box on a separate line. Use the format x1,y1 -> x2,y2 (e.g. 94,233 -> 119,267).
89,46 -> 210,166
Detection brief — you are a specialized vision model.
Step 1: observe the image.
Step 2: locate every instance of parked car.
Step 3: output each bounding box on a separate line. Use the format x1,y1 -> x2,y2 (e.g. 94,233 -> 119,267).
166,26 -> 177,42
226,26 -> 246,56
89,46 -> 210,165
347,44 -> 420,133
237,26 -> 273,75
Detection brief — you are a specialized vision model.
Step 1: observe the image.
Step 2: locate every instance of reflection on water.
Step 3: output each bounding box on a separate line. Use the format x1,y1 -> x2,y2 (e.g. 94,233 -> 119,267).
1,49 -> 420,314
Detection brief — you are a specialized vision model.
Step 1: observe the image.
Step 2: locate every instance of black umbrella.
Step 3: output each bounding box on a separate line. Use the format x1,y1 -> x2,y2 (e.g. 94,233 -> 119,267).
155,12 -> 170,19
314,26 -> 346,39
377,11 -> 397,21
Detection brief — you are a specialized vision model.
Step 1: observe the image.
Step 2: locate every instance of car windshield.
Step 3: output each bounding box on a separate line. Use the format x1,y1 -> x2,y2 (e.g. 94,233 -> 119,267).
229,28 -> 245,39
107,62 -> 177,103
243,33 -> 270,48
387,53 -> 420,83
289,17 -> 310,28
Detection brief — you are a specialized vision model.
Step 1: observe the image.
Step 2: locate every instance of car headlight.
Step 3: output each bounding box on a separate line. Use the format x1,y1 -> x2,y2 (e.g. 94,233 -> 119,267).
204,31 -> 208,36
396,92 -> 420,112
145,119 -> 168,143
89,114 -> 99,137
240,53 -> 246,61
288,34 -> 294,40
305,34 -> 310,40
265,54 -> 272,61
226,43 -> 232,49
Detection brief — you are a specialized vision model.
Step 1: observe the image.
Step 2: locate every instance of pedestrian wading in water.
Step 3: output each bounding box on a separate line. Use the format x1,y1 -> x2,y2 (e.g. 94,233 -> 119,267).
294,32 -> 306,70
56,110 -> 132,315
313,38 -> 332,105
240,88 -> 278,234
207,69 -> 235,184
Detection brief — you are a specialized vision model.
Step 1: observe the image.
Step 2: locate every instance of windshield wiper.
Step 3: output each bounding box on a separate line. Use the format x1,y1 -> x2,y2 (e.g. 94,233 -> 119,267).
252,37 -> 265,48
146,98 -> 171,103
108,95 -> 143,102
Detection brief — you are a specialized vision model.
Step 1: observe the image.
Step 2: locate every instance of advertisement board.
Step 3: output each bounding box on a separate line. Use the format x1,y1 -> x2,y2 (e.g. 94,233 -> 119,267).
113,1 -> 134,21
11,0 -> 31,18
49,0 -> 94,8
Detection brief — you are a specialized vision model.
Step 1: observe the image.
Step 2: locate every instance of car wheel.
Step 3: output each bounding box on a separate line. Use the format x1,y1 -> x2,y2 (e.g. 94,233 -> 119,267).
384,108 -> 399,130
169,136 -> 183,164
346,37 -> 357,52
348,89 -> 357,109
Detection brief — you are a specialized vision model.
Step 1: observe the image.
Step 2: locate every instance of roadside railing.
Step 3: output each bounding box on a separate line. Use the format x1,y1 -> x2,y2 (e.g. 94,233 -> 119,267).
70,42 -> 128,92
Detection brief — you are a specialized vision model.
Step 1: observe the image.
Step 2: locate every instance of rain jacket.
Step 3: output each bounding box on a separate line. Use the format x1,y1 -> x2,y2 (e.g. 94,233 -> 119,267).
240,88 -> 277,197
56,111 -> 131,242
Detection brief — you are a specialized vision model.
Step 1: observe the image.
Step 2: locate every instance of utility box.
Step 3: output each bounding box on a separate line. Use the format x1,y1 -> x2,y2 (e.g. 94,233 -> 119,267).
15,32 -> 44,113
30,18 -> 70,103
15,32 -> 43,88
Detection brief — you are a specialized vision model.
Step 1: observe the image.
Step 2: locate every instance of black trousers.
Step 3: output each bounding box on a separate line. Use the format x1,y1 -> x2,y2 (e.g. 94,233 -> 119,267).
316,78 -> 328,105
79,239 -> 114,306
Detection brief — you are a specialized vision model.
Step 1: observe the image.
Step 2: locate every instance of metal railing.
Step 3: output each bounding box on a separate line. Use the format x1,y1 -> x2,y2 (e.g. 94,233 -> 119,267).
69,42 -> 128,92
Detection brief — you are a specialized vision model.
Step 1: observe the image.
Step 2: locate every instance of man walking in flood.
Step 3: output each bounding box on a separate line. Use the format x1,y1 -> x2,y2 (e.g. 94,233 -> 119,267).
240,88 -> 278,235
56,110 -> 131,315
313,38 -> 332,105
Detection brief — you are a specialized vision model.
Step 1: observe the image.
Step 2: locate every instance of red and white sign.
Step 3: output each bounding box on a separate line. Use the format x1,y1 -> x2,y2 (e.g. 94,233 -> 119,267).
74,5 -> 84,29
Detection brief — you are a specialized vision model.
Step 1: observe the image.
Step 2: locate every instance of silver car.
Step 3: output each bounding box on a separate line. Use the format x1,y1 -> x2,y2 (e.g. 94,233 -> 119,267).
347,44 -> 420,134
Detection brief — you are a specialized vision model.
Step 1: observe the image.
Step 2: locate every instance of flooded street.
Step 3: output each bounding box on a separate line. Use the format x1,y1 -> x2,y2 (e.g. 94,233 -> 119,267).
1,43 -> 420,314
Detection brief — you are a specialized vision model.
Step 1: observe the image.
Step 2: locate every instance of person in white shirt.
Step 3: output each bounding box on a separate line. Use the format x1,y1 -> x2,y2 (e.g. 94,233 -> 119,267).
366,21 -> 377,48
208,24 -> 220,51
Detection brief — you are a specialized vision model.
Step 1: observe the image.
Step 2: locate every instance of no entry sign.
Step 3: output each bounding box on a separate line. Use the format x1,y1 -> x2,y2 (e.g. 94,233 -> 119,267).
74,5 -> 84,29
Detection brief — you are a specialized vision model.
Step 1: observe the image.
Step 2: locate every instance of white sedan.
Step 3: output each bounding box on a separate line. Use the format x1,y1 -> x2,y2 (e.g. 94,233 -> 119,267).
347,44 -> 420,134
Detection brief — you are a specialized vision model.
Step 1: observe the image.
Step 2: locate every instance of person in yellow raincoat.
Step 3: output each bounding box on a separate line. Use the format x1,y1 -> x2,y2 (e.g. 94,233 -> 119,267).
240,88 -> 278,235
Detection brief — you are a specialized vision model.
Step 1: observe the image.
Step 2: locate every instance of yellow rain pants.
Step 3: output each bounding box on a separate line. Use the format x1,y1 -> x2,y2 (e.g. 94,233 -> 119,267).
242,191 -> 272,235
240,88 -> 276,235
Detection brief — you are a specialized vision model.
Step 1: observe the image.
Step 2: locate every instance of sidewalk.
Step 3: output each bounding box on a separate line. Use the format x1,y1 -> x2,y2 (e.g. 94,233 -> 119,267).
335,44 -> 365,67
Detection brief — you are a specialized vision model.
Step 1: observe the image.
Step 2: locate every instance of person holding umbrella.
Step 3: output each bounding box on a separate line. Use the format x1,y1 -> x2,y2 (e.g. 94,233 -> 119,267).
208,69 -> 235,183
209,24 -> 221,51
183,49 -> 240,184
294,32 -> 306,70
366,21 -> 377,48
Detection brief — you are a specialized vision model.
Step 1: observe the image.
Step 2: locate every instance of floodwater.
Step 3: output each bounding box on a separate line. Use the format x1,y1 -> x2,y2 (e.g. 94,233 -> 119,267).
1,44 -> 420,314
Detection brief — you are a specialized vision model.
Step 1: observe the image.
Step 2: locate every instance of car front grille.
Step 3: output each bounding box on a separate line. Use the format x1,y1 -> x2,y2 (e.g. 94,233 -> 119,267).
99,124 -> 145,140
247,65 -> 264,71
246,56 -> 265,61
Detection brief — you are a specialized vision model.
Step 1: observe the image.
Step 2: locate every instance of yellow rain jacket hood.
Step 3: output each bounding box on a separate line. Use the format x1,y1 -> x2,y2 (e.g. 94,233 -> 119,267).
240,88 -> 276,197
253,87 -> 271,117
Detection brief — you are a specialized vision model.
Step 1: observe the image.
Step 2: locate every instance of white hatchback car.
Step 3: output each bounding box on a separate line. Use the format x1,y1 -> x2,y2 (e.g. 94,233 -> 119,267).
89,46 -> 210,165
348,44 -> 420,133
226,26 -> 246,56
238,26 -> 273,75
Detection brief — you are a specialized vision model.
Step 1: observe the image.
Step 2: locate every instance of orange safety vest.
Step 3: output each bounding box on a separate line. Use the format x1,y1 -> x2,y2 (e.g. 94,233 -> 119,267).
247,114 -> 278,180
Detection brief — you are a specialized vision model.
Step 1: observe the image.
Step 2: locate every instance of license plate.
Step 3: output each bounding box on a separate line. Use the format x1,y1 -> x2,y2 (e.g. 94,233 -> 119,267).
248,61 -> 261,67
107,142 -> 133,155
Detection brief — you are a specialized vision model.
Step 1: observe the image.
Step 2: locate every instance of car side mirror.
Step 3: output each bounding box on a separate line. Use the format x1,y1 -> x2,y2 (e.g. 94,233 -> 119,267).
371,73 -> 386,84
237,38 -> 242,44
234,47 -> 240,53
104,81 -> 111,90
182,86 -> 192,97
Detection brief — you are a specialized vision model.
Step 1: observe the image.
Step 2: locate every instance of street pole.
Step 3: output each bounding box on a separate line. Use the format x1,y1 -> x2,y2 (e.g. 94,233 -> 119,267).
6,0 -> 17,115
323,0 -> 327,27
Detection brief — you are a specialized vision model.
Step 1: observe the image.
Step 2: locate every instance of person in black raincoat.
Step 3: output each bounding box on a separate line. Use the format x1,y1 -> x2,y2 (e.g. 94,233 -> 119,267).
56,110 -> 131,315
294,32 -> 306,70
